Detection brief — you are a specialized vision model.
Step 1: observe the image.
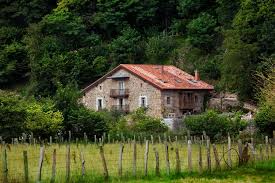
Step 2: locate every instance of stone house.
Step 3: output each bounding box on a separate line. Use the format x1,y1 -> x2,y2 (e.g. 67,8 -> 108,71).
81,64 -> 214,118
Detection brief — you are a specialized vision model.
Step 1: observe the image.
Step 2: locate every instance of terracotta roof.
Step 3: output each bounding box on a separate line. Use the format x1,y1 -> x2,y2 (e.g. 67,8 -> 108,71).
83,64 -> 214,92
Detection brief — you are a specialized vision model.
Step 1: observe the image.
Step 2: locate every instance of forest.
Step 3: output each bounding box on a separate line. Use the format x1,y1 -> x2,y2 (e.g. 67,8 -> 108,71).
0,0 -> 274,139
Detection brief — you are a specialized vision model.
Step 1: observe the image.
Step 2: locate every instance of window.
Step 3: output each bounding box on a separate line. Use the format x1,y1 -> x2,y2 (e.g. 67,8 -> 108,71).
119,81 -> 125,89
118,98 -> 124,109
96,97 -> 104,111
187,93 -> 193,103
119,81 -> 125,95
166,96 -> 171,105
195,95 -> 198,103
139,96 -> 147,107
99,85 -> 102,90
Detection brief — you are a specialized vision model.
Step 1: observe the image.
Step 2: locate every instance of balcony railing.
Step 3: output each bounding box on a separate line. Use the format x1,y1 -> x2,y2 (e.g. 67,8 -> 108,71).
110,89 -> 129,97
111,105 -> 130,113
180,102 -> 196,109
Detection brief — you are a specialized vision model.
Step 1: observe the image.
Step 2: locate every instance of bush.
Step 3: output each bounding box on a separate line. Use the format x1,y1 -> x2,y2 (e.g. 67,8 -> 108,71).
25,99 -> 63,137
145,34 -> 177,64
66,107 -> 109,138
184,110 -> 246,140
54,83 -> 109,138
255,105 -> 275,136
0,91 -> 26,140
0,91 -> 63,140
110,108 -> 168,135
131,109 -> 168,133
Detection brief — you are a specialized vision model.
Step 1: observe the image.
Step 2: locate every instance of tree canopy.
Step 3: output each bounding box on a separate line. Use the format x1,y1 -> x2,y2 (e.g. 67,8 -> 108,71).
0,0 -> 274,100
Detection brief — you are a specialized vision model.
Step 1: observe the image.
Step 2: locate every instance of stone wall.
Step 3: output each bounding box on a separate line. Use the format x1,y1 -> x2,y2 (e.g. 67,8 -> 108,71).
161,90 -> 206,118
82,68 -> 207,118
82,68 -> 163,118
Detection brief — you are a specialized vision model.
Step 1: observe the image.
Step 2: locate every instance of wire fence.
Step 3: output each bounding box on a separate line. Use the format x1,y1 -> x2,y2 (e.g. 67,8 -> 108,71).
0,134 -> 274,182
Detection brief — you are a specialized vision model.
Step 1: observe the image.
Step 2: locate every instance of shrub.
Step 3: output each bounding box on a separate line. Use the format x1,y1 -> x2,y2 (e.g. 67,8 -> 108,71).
66,107 -> 109,138
0,91 -> 63,139
145,34 -> 177,64
131,109 -> 168,133
255,105 -> 275,136
110,108 -> 168,135
54,83 -> 109,138
0,91 -> 26,140
24,99 -> 63,137
184,110 -> 246,139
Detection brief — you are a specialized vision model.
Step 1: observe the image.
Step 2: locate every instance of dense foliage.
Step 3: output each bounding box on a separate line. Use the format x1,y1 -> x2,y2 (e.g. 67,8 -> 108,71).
255,61 -> 275,136
0,91 -> 63,139
0,0 -> 274,139
0,89 -> 110,140
0,0 -> 273,100
184,110 -> 247,140
110,108 -> 168,135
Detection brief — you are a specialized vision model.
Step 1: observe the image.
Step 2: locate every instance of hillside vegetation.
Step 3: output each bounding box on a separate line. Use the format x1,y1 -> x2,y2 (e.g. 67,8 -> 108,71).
1,0 -> 274,100
0,0 -> 274,139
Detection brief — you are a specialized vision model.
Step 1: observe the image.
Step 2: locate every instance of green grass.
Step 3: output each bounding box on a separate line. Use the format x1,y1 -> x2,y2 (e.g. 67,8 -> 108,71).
70,160 -> 275,183
1,142 -> 274,182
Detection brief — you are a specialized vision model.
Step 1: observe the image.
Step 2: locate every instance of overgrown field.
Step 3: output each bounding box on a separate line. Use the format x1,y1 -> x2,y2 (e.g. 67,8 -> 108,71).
0,140 -> 274,182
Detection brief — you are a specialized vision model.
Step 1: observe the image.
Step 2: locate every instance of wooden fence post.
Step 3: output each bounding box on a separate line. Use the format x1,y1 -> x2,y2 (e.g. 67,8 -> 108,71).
153,147 -> 160,176
188,140 -> 192,172
66,145 -> 70,182
49,136 -> 52,145
164,133 -> 167,142
23,151 -> 29,183
206,139 -> 211,172
99,145 -> 108,180
68,131 -> 71,143
187,130 -> 190,140
37,145 -> 45,182
228,135 -> 232,168
265,136 -> 269,159
108,134 -> 110,144
238,139 -> 243,163
118,143 -> 124,177
259,144 -> 263,161
158,135 -> 161,144
84,133 -> 88,144
212,144 -> 221,170
144,140 -> 149,176
168,136 -> 172,143
151,135 -> 154,145
133,140 -> 137,177
269,139 -> 273,154
81,150 -> 85,177
248,143 -> 256,162
2,146 -> 8,183
251,137 -> 254,147
165,141 -> 170,175
51,149 -> 56,183
175,147 -> 181,174
94,135 -> 97,144
198,142 -> 203,174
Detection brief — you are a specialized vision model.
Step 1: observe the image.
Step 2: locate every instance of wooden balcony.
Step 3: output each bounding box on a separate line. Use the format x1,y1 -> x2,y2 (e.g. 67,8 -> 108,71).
111,105 -> 130,113
110,89 -> 129,98
180,102 -> 196,109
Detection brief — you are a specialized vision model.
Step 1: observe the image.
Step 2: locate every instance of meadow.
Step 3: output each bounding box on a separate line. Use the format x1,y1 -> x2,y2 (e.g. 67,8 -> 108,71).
0,136 -> 274,183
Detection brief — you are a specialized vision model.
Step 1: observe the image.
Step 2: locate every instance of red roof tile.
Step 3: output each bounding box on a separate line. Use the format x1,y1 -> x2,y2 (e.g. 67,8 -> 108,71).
83,64 -> 214,92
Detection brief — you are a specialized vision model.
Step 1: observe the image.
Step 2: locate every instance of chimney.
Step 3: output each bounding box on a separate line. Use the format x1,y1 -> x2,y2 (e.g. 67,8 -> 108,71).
194,70 -> 200,81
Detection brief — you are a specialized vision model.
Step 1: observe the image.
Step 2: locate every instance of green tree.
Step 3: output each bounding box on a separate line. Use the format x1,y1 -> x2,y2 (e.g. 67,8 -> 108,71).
145,34 -> 177,64
108,27 -> 143,66
221,0 -> 275,100
0,42 -> 28,86
186,13 -> 217,50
